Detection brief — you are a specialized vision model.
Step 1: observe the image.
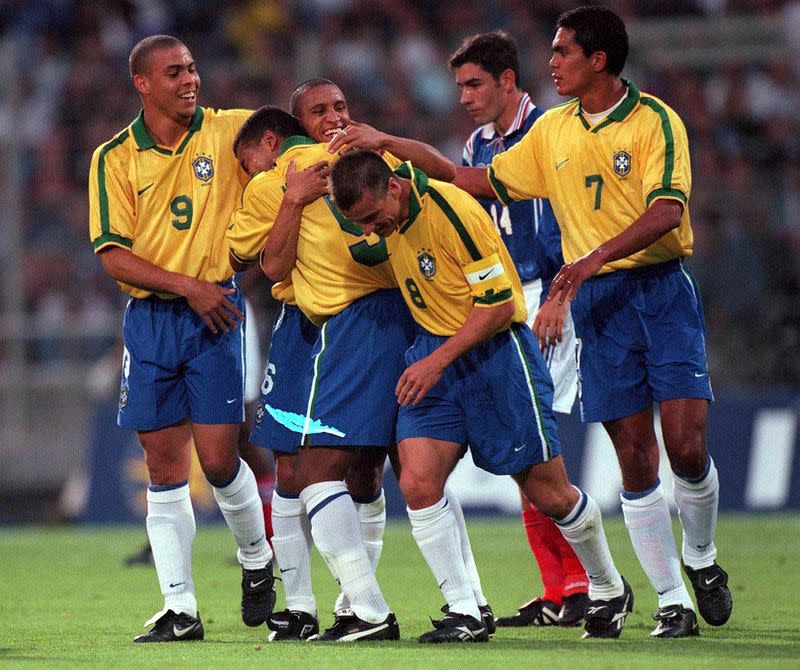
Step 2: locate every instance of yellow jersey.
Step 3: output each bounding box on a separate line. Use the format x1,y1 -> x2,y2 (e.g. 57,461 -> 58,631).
386,163 -> 527,336
88,107 -> 250,298
489,80 -> 693,273
227,136 -> 397,325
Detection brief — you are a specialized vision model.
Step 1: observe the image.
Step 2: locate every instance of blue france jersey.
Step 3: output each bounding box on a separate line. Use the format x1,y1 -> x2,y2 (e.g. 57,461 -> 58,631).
463,93 -> 563,283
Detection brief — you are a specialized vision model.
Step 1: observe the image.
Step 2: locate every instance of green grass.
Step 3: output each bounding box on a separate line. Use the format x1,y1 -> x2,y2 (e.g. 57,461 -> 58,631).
1,515 -> 799,669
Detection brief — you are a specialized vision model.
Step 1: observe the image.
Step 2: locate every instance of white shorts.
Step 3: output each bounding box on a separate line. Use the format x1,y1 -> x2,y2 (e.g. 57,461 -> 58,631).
244,298 -> 263,404
523,279 -> 578,414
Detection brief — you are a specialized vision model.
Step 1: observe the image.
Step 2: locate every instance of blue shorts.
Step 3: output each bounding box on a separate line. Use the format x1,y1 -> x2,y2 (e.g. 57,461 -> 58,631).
303,289 -> 416,447
250,303 -> 319,454
118,279 -> 245,431
571,259 -> 714,423
396,323 -> 561,476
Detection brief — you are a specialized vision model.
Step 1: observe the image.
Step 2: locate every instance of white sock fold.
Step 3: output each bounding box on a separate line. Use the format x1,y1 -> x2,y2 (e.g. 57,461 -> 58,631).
271,490 -> 315,615
301,481 -> 389,623
445,485 -> 487,607
673,458 -> 719,570
213,458 -> 273,569
146,483 -> 197,617
408,497 -> 480,621
555,488 -> 623,601
621,482 -> 694,610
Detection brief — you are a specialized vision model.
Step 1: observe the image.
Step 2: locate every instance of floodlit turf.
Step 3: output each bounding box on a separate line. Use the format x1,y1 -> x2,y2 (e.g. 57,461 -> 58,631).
1,515 -> 799,669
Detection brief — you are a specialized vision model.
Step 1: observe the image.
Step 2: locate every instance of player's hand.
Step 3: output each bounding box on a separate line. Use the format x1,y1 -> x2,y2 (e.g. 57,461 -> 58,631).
327,121 -> 386,154
547,250 -> 605,304
395,356 -> 445,406
184,279 -> 244,334
532,299 -> 568,351
284,159 -> 331,206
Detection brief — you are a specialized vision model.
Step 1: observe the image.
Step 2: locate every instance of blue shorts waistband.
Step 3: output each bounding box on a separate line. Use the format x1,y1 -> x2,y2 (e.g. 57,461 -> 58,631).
140,276 -> 237,303
589,258 -> 683,282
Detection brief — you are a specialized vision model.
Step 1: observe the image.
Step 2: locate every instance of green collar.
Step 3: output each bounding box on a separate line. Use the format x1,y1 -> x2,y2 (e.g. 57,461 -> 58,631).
394,161 -> 429,233
131,107 -> 204,154
278,135 -> 316,156
575,78 -> 640,132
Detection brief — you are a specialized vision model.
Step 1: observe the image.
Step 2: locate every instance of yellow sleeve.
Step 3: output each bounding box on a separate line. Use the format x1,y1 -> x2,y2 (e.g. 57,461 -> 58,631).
487,122 -> 548,205
382,150 -> 403,170
639,100 -> 691,208
88,133 -> 135,252
226,170 -> 284,265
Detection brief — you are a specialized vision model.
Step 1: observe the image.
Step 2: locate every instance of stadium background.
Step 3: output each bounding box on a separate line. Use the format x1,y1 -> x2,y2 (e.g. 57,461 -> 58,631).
0,0 -> 798,523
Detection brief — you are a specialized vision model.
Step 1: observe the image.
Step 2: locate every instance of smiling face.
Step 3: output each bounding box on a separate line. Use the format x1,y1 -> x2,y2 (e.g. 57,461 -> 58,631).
293,83 -> 351,143
340,178 -> 404,239
549,27 -> 596,99
134,44 -> 200,124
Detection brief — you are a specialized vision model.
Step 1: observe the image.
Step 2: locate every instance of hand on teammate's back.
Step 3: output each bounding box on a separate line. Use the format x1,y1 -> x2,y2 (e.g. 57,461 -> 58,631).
284,159 -> 331,207
184,279 -> 244,334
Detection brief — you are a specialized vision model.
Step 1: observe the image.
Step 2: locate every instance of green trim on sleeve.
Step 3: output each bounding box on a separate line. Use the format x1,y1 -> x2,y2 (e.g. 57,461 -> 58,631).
487,166 -> 512,206
474,288 -> 513,305
427,187 -> 482,262
97,129 -> 130,236
646,188 -> 687,207
92,233 -> 133,251
640,97 -> 676,191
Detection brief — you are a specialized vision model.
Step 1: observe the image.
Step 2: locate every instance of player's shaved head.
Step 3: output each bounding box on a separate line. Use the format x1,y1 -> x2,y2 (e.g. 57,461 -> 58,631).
129,35 -> 187,79
289,78 -> 340,115
331,150 -> 392,212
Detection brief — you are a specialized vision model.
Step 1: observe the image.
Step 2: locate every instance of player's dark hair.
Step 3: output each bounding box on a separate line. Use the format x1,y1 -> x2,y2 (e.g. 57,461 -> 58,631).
331,150 -> 392,212
289,78 -> 340,115
129,35 -> 186,79
448,30 -> 521,87
556,6 -> 628,76
233,105 -> 305,156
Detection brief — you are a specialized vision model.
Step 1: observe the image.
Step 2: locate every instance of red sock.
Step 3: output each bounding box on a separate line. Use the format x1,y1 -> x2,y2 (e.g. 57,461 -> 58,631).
255,475 -> 275,543
552,523 -> 589,597
522,504 -> 565,604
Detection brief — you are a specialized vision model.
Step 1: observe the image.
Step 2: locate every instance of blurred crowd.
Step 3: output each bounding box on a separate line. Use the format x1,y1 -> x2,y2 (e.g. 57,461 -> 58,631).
0,0 -> 798,386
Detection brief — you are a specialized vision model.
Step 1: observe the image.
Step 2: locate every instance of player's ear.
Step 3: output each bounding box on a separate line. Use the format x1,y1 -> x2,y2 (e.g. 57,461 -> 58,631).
499,68 -> 517,91
591,51 -> 607,73
133,73 -> 148,96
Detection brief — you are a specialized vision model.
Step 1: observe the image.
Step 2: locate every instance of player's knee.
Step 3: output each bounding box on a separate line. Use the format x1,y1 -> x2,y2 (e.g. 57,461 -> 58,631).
274,454 -> 303,493
199,452 -> 239,487
345,462 -> 383,499
668,433 -> 707,479
399,469 -> 445,509
526,482 -> 578,520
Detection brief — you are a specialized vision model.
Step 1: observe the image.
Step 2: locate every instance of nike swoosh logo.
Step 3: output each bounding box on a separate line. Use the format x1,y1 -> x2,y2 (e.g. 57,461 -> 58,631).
555,159 -> 570,170
279,567 -> 296,574
437,579 -> 447,589
514,444 -> 526,452
703,575 -> 720,586
169,582 -> 186,588
137,183 -> 154,195
173,624 -> 196,638
249,578 -> 269,589
226,398 -> 238,404
478,270 -> 492,281
249,534 -> 265,546
694,372 -> 707,377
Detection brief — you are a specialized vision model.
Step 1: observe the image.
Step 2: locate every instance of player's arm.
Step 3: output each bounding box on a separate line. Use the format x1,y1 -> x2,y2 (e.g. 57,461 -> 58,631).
98,246 -> 243,334
452,166 -> 496,198
326,121 -> 456,180
547,199 -> 683,303
396,299 -> 514,406
260,159 -> 330,281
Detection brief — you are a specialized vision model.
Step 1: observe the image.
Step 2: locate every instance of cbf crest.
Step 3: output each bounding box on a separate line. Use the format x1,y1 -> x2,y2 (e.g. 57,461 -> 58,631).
192,154 -> 214,182
417,250 -> 436,280
613,149 -> 631,177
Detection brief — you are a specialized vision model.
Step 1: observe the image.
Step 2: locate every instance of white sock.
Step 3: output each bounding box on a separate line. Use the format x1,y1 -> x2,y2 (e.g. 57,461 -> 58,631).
673,458 -> 719,570
335,489 -> 387,615
445,485 -> 487,607
271,490 -> 315,615
301,481 -> 389,623
621,482 -> 694,610
212,458 -> 273,569
408,498 -> 481,621
555,488 -> 623,601
146,483 -> 197,617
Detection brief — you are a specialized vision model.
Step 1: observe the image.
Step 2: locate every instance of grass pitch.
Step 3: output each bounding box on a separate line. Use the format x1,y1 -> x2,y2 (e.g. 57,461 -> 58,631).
1,515 -> 798,669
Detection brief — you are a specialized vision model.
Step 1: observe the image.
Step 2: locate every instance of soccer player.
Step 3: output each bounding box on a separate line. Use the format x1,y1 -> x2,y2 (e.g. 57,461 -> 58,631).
454,6 -> 733,638
331,150 -> 632,643
449,30 -> 589,628
88,35 -> 275,642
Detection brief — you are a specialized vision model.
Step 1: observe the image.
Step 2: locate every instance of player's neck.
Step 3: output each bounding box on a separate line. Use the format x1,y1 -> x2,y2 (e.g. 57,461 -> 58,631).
493,90 -> 525,137
579,76 -> 626,115
141,106 -> 193,149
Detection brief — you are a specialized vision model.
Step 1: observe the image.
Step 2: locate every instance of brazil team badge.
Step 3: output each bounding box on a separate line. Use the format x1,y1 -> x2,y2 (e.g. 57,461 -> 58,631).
192,155 -> 214,182
417,251 -> 436,279
613,150 -> 631,177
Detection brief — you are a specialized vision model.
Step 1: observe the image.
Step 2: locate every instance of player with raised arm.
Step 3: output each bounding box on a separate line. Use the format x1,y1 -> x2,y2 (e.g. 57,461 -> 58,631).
331,150 -> 632,643
453,6 -> 732,638
88,35 -> 274,642
449,30 -> 589,628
